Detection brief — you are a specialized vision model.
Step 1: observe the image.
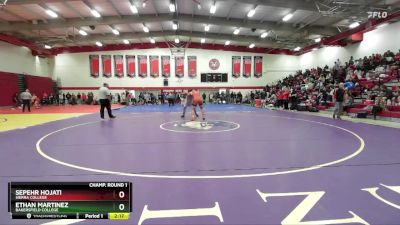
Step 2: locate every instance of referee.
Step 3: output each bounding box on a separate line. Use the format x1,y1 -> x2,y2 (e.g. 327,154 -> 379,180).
99,83 -> 116,119
20,89 -> 32,112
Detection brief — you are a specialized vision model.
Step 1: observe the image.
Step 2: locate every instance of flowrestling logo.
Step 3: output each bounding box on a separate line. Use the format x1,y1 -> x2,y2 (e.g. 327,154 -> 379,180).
367,11 -> 388,19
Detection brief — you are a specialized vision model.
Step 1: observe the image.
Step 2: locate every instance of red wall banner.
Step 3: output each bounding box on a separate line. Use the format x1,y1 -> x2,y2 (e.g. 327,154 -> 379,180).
102,55 -> 112,78
188,56 -> 197,78
175,56 -> 185,77
114,55 -> 124,78
138,55 -> 147,78
126,55 -> 136,77
161,56 -> 170,77
175,56 -> 184,78
150,55 -> 159,78
232,56 -> 241,78
89,55 -> 99,77
254,56 -> 263,78
243,56 -> 252,78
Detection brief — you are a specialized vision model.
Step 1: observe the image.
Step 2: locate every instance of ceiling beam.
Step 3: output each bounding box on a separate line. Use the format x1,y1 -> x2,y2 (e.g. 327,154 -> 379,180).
63,1 -> 85,20
0,14 -> 171,31
176,14 -> 337,36
6,0 -> 81,5
43,30 -> 305,48
235,0 -> 318,12
0,13 -> 338,36
107,0 -> 123,18
5,0 -> 317,13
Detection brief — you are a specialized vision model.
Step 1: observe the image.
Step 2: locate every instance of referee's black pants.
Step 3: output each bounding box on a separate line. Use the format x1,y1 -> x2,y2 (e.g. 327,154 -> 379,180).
22,100 -> 30,112
100,99 -> 113,118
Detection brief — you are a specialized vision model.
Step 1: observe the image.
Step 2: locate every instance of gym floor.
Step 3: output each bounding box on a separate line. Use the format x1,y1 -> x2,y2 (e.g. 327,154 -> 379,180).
1,104 -> 399,225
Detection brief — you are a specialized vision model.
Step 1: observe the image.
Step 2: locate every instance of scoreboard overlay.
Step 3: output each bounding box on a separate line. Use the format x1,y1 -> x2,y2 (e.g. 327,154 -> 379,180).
8,182 -> 132,220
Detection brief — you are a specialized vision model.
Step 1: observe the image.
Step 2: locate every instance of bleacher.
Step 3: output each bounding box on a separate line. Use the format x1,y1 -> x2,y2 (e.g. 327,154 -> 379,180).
0,72 -> 54,107
264,50 -> 400,120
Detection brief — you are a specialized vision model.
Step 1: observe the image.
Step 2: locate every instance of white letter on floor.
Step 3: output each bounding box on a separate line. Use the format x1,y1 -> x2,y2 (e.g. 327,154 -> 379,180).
256,189 -> 369,225
362,183 -> 400,210
138,202 -> 223,225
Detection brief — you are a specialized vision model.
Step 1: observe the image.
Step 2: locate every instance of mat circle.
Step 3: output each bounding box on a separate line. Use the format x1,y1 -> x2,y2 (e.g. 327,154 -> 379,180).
36,114 -> 365,179
160,120 -> 240,133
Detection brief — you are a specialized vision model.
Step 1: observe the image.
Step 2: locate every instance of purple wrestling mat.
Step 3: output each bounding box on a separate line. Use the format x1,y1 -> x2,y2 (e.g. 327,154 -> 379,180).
0,107 -> 399,225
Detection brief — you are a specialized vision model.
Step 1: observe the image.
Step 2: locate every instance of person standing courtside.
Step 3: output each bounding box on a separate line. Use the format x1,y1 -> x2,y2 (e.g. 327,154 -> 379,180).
99,83 -> 116,119
333,83 -> 345,120
20,89 -> 32,112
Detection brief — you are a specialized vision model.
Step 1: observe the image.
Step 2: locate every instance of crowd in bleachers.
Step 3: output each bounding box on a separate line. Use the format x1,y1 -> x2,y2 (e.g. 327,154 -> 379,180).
255,49 -> 400,118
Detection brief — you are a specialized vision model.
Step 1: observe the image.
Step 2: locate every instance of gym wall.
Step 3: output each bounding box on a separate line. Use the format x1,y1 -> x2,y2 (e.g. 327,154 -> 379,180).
52,48 -> 299,91
0,41 -> 53,78
300,21 -> 400,70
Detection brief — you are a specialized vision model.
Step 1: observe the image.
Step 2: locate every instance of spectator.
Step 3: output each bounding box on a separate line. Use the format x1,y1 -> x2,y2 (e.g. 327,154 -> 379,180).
49,93 -> 54,105
13,93 -> 21,109
372,96 -> 387,120
70,94 -> 77,105
168,92 -> 175,107
333,83 -> 345,120
66,92 -> 71,104
77,92 -> 82,104
82,92 -> 87,104
281,88 -> 290,110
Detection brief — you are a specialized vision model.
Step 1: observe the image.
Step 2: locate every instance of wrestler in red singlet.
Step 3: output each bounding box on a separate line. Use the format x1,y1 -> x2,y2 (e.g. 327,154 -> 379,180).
191,89 -> 206,121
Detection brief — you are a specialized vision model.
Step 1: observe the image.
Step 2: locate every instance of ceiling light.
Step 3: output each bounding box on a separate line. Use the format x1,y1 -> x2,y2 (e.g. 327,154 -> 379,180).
90,9 -> 101,18
249,43 -> 255,48
349,22 -> 360,28
130,4 -> 138,14
112,28 -> 119,35
201,38 -> 205,43
143,26 -> 149,33
78,29 -> 88,36
210,4 -> 216,14
282,13 -> 293,22
204,24 -> 210,32
315,37 -> 321,43
142,2 -> 146,7
260,32 -> 268,38
123,39 -> 129,44
45,9 -> 58,18
44,45 -> 51,49
294,46 -> 301,51
233,28 -> 240,35
197,3 -> 201,10
169,3 -> 175,12
225,40 -> 230,45
150,38 -> 155,43
95,41 -> 102,47
172,22 -> 178,30
174,38 -> 180,44
247,9 -> 256,18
